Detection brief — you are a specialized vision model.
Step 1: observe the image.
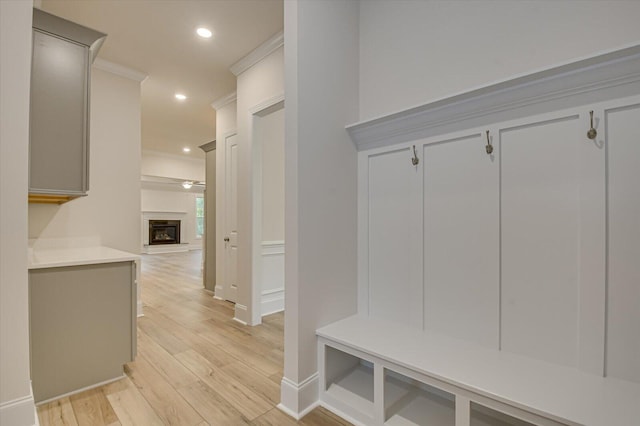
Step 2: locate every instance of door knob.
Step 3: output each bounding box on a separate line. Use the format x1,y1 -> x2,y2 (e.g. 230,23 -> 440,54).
224,237 -> 230,242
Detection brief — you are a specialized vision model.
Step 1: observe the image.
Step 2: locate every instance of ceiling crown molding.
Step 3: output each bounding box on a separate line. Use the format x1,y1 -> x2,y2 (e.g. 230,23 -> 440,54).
211,91 -> 237,110
93,58 -> 148,82
229,30 -> 283,76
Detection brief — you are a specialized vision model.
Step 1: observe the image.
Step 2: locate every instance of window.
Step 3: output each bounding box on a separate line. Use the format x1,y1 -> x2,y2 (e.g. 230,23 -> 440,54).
196,196 -> 204,238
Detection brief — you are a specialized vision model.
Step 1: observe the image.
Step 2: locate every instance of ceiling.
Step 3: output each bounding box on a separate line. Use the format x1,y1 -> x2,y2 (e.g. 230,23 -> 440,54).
40,0 -> 284,158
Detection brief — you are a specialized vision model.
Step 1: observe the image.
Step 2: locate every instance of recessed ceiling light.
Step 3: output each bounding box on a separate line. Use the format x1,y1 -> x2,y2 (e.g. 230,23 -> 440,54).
175,93 -> 187,100
183,147 -> 191,153
196,27 -> 212,38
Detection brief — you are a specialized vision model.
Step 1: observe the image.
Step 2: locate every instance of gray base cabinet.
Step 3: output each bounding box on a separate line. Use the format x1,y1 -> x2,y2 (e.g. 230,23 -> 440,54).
29,261 -> 136,403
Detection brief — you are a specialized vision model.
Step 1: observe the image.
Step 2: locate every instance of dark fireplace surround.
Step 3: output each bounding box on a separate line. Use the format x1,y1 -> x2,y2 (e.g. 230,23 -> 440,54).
149,220 -> 181,245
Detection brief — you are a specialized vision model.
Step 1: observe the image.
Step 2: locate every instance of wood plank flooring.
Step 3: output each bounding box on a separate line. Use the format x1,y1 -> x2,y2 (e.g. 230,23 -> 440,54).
37,250 -> 350,426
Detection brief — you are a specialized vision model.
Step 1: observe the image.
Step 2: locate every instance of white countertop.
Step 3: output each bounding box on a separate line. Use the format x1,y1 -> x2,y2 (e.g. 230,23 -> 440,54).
28,246 -> 140,269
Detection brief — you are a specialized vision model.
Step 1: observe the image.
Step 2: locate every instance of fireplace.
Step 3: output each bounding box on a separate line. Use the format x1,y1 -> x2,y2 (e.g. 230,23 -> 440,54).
148,220 -> 181,245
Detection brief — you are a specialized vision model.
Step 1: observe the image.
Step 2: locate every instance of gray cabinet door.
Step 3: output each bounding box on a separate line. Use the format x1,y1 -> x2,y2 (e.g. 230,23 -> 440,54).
30,29 -> 89,195
29,262 -> 135,403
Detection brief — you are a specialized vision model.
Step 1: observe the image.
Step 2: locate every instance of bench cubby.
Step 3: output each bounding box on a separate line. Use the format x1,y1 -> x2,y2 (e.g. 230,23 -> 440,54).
384,369 -> 455,426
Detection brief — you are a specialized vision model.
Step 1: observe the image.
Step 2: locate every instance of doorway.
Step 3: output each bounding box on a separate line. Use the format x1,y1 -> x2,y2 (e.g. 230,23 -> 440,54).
250,97 -> 285,325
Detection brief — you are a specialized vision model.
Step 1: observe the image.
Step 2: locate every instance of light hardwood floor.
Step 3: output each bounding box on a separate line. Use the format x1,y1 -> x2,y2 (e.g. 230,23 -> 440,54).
37,250 -> 350,426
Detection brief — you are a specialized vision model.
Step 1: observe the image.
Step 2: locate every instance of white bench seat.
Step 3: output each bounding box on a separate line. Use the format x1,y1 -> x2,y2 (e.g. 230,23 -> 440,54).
317,315 -> 640,426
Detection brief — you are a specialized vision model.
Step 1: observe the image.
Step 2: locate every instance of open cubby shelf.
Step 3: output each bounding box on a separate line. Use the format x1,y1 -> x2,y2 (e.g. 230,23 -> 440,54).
317,315 -> 640,426
384,370 -> 455,426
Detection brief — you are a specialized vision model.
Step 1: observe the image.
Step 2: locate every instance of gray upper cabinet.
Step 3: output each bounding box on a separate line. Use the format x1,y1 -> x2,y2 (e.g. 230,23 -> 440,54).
29,8 -> 105,204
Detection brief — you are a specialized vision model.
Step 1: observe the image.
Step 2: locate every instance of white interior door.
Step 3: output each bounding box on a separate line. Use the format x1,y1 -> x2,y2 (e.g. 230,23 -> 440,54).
225,133 -> 239,303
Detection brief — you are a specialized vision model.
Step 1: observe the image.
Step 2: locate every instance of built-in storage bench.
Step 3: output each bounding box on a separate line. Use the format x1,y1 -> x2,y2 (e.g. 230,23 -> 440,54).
318,316 -> 640,426
314,44 -> 640,426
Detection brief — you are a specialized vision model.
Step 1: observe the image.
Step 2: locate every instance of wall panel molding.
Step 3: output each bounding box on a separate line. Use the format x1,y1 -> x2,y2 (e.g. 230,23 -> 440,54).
261,241 -> 284,316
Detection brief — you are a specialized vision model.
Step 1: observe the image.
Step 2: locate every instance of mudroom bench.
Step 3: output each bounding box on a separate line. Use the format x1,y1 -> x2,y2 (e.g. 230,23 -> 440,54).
317,315 -> 640,426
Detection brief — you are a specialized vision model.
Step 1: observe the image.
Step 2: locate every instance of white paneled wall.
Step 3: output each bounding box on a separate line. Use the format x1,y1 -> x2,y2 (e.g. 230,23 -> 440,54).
606,103 -> 640,383
423,133 -> 499,348
360,95 -> 640,381
500,115 -> 583,367
366,147 -> 421,328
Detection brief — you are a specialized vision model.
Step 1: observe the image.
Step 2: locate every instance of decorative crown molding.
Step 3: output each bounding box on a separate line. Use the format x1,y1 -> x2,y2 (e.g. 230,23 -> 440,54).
347,43 -> 640,151
211,91 -> 237,110
229,30 -> 283,76
93,58 -> 148,82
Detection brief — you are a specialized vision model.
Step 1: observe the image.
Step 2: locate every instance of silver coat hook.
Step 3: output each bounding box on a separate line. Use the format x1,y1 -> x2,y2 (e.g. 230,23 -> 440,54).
411,145 -> 419,166
485,130 -> 493,154
587,110 -> 597,140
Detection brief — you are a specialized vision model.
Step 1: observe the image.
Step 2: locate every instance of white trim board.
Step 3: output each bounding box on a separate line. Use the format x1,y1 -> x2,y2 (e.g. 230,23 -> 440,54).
278,374 -> 320,420
234,303 -> 249,325
347,43 -> 640,151
249,94 -> 285,116
211,91 -> 237,110
0,385 -> 36,426
230,31 -> 284,76
213,285 -> 224,300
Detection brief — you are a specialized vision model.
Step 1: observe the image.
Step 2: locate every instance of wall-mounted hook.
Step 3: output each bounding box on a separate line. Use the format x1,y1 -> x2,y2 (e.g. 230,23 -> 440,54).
411,145 -> 419,166
485,130 -> 493,154
587,110 -> 597,140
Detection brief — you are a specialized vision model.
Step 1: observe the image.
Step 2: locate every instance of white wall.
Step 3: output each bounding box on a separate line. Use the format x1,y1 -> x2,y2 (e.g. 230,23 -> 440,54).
141,150 -> 205,182
141,187 -> 203,249
236,45 -> 284,325
0,1 -> 36,424
359,0 -> 640,121
281,0 -> 359,417
258,106 -> 285,242
213,97 -> 237,300
29,68 -> 142,255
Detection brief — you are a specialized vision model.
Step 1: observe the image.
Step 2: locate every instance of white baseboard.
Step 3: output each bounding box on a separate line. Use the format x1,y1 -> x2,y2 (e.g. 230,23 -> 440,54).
262,287 -> 284,316
278,373 -> 319,420
234,303 -> 249,325
0,384 -> 36,426
213,285 -> 224,300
